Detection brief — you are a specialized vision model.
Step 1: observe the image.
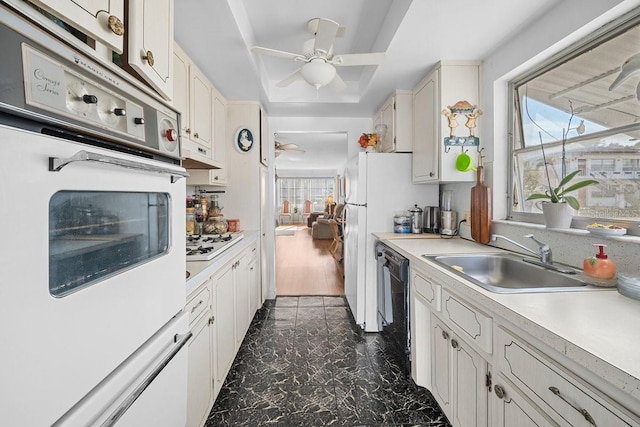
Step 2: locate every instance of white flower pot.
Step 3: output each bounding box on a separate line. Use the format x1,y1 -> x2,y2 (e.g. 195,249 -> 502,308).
541,202 -> 573,229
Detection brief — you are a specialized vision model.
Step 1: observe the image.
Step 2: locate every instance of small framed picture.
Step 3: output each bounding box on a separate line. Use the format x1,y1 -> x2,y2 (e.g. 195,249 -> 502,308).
235,128 -> 254,153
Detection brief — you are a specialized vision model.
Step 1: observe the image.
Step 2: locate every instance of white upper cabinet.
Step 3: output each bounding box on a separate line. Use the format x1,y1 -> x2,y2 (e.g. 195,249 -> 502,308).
376,90 -> 412,153
172,43 -> 190,139
127,0 -> 174,100
27,0 -> 125,53
413,61 -> 481,183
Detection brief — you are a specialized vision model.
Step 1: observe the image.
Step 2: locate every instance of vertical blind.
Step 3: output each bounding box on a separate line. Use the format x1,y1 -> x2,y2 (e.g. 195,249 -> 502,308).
277,178 -> 335,213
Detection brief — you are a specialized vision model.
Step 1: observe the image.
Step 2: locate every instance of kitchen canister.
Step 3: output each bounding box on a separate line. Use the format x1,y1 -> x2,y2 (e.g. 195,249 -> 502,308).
409,204 -> 423,234
394,211 -> 411,233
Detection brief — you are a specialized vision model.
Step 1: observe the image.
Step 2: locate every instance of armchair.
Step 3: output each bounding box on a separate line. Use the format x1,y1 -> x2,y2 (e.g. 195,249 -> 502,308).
311,203 -> 344,240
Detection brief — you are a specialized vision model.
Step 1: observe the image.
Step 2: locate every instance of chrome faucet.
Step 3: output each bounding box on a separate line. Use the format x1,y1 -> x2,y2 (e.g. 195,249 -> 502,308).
490,234 -> 552,264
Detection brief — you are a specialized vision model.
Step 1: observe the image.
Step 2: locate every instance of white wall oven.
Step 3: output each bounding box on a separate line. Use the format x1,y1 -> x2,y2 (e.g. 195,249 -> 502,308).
0,4 -> 190,426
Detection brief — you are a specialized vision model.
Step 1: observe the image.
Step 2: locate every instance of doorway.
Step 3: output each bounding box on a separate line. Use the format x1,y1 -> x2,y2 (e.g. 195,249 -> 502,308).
273,131 -> 348,296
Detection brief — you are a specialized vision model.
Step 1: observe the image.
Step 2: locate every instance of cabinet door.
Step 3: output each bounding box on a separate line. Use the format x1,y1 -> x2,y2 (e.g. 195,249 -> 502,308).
172,44 -> 190,135
248,251 -> 260,313
212,90 -> 227,167
213,263 -> 235,389
187,314 -> 213,427
29,0 -> 125,53
413,69 -> 439,182
411,292 -> 432,388
492,376 -> 557,427
127,0 -> 173,100
432,315 -> 452,419
260,107 -> 268,166
451,333 -> 488,427
380,97 -> 395,152
235,253 -> 251,344
190,65 -> 213,151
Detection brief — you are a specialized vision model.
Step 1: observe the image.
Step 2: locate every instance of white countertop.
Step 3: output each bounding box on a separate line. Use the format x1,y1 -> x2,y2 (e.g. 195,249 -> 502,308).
185,230 -> 259,296
377,236 -> 640,403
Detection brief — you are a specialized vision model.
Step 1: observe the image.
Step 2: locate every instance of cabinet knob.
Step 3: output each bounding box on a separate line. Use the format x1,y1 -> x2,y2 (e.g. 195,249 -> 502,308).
441,330 -> 449,340
107,15 -> 125,36
494,384 -> 506,399
208,315 -> 215,325
185,128 -> 191,134
113,108 -> 126,117
134,117 -> 145,125
194,132 -> 199,139
142,50 -> 155,67
429,172 -> 434,177
450,338 -> 459,349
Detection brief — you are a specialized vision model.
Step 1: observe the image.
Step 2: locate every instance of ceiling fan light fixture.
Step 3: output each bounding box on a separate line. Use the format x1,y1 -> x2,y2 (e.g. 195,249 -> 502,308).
300,59 -> 336,89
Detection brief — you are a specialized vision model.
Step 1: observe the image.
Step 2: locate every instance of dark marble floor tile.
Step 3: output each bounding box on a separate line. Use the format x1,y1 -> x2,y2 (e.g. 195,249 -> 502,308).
268,306 -> 298,320
326,306 -> 352,319
274,296 -> 299,307
298,295 -> 325,306
324,296 -> 347,306
206,296 -> 449,427
296,306 -> 326,319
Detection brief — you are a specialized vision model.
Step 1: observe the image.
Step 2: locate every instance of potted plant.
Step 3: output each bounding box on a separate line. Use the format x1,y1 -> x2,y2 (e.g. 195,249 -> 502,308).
525,103 -> 599,228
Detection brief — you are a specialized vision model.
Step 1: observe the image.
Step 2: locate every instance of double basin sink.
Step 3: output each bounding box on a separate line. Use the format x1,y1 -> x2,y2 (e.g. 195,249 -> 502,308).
423,252 -> 607,294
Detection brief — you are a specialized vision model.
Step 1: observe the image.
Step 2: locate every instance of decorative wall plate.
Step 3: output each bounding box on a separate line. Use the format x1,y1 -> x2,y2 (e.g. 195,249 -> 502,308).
235,128 -> 254,153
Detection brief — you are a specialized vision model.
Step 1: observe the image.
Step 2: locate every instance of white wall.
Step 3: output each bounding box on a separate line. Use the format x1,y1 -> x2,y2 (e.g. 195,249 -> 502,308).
450,0 -> 640,271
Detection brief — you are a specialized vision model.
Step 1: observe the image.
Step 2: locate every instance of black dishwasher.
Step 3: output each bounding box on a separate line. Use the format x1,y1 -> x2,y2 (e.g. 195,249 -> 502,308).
375,242 -> 410,376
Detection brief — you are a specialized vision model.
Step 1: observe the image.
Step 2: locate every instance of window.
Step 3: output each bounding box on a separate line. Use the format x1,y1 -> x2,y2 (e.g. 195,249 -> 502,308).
277,178 -> 335,213
510,9 -> 640,234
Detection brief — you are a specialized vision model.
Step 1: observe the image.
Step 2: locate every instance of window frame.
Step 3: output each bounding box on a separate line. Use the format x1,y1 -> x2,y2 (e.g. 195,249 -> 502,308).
507,7 -> 640,235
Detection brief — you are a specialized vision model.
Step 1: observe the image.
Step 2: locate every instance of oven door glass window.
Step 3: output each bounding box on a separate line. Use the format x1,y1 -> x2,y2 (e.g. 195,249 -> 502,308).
49,191 -> 170,297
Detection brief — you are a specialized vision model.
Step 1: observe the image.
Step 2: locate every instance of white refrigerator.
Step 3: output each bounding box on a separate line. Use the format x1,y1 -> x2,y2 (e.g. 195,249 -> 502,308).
344,152 -> 439,332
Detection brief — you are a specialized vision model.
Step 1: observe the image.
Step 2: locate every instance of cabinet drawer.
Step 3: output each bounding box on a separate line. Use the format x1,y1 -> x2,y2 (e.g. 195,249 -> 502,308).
412,268 -> 441,311
441,289 -> 492,354
186,283 -> 210,325
497,327 -> 636,427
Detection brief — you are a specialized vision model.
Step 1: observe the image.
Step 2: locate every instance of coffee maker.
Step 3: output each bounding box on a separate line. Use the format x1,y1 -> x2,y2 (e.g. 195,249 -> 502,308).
440,190 -> 457,236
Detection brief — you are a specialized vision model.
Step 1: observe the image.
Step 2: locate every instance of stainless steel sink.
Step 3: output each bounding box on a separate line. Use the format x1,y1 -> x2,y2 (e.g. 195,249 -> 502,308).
423,253 -> 607,293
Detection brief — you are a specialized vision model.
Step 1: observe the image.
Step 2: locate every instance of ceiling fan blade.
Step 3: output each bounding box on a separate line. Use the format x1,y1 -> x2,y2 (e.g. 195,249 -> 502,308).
331,52 -> 386,66
251,46 -> 304,61
313,18 -> 340,54
276,69 -> 303,87
328,72 -> 347,91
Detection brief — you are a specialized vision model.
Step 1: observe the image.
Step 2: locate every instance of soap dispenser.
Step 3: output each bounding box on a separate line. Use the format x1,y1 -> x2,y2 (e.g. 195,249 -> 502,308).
583,243 -> 616,280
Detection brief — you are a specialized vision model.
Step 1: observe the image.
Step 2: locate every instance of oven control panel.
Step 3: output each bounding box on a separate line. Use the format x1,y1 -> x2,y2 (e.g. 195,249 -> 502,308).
12,42 -> 180,161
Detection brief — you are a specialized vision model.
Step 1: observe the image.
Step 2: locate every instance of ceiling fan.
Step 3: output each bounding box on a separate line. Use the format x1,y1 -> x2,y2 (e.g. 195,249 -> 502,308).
252,18 -> 386,91
275,141 -> 305,157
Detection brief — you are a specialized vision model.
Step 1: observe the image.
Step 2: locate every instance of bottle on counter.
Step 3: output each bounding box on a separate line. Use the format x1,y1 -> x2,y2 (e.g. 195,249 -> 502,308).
194,203 -> 205,235
186,207 -> 195,235
583,243 -> 616,280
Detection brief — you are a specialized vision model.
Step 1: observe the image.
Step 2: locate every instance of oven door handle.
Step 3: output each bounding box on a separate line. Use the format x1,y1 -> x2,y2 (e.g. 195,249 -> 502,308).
49,150 -> 189,183
100,331 -> 193,427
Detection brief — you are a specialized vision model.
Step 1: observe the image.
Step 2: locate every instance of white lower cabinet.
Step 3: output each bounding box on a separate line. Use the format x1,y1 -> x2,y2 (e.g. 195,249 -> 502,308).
492,374 -> 557,427
186,282 -> 214,427
494,326 -> 639,427
432,313 -> 489,427
185,240 -> 261,427
413,261 -> 640,427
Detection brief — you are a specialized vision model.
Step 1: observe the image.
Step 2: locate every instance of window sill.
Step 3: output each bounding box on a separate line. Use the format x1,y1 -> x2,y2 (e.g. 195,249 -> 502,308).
493,219 -> 640,245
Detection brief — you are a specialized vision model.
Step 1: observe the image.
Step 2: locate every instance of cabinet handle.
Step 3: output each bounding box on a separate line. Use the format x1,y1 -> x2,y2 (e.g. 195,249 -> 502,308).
208,315 -> 215,325
190,299 -> 204,313
185,128 -> 191,134
494,384 -> 506,399
429,172 -> 435,177
194,132 -> 199,139
142,50 -> 155,67
107,15 -> 125,36
548,386 -> 597,426
441,330 -> 450,340
450,338 -> 459,349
